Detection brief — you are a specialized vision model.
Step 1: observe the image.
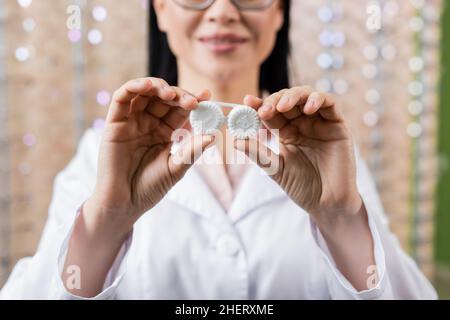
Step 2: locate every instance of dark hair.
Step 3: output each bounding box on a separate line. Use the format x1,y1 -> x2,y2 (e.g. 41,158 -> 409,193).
148,0 -> 291,94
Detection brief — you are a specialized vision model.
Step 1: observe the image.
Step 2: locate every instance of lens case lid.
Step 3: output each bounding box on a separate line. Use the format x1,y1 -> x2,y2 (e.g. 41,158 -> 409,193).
226,105 -> 261,139
189,101 -> 226,135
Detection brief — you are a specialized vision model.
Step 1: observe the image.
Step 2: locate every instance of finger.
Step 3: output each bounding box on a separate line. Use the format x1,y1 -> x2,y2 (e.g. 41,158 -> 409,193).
304,92 -> 343,121
278,102 -> 302,121
261,112 -> 288,133
195,89 -> 212,102
130,94 -> 152,115
233,138 -> 280,177
258,90 -> 285,118
147,78 -> 178,102
166,87 -> 199,110
107,78 -> 177,122
107,78 -> 154,123
146,86 -> 198,119
169,134 -> 216,180
275,86 -> 314,113
138,77 -> 179,113
243,94 -> 263,110
161,89 -> 211,130
162,107 -> 189,130
257,91 -> 289,131
274,88 -> 310,120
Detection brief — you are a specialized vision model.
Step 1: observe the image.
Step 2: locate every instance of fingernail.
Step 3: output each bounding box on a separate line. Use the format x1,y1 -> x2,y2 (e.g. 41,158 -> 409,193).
306,99 -> 316,112
196,89 -> 209,96
163,85 -> 172,92
260,104 -> 272,113
278,96 -> 290,108
183,94 -> 195,102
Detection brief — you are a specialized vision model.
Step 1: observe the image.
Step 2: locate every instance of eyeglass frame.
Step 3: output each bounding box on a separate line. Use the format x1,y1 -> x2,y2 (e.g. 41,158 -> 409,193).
172,0 -> 276,11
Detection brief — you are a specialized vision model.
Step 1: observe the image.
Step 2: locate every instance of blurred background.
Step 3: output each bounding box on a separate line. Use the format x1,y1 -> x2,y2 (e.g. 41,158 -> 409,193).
0,0 -> 449,298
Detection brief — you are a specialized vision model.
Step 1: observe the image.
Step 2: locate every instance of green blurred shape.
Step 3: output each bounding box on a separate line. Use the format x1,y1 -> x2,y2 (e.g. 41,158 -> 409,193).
436,0 -> 450,267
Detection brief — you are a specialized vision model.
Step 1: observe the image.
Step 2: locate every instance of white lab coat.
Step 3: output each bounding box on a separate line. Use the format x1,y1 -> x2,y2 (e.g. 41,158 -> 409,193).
0,127 -> 438,299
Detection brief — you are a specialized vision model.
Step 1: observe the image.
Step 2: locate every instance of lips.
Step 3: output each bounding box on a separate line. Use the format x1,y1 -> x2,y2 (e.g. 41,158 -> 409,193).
198,33 -> 250,53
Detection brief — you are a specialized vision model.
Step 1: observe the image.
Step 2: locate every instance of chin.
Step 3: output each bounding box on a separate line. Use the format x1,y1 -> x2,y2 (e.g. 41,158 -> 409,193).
200,61 -> 250,82
207,69 -> 240,85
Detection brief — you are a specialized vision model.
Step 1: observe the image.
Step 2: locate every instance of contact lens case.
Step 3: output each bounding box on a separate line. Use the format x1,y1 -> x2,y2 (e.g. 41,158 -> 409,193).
189,101 -> 261,139
226,105 -> 261,139
189,101 -> 226,135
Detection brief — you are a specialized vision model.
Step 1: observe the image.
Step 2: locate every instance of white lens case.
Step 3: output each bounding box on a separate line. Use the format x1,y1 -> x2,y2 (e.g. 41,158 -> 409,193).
189,101 -> 261,139
189,101 -> 225,135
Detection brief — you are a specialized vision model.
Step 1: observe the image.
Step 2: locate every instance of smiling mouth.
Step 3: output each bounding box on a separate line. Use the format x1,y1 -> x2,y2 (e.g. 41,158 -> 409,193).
198,35 -> 250,53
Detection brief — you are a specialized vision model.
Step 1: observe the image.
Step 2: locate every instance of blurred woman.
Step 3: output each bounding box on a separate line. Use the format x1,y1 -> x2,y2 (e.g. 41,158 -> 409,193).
0,0 -> 437,299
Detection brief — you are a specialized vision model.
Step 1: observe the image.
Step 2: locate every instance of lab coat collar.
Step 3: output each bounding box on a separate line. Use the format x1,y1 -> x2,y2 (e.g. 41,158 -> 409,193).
227,164 -> 287,223
165,146 -> 287,225
165,162 -> 225,222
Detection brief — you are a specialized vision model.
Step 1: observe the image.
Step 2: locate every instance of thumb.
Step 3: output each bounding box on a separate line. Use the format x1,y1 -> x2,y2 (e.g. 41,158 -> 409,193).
169,134 -> 216,180
195,89 -> 212,102
233,137 -> 281,177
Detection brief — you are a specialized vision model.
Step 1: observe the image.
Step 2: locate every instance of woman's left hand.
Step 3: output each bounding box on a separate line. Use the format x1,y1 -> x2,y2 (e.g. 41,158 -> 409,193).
236,86 -> 363,227
238,87 -> 377,291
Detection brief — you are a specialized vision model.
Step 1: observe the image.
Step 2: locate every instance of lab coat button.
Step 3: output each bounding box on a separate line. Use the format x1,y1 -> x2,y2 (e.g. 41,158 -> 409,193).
216,234 -> 240,256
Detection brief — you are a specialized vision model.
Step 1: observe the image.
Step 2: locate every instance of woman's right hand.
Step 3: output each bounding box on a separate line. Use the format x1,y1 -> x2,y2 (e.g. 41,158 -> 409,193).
62,77 -> 215,297
84,77 -> 215,239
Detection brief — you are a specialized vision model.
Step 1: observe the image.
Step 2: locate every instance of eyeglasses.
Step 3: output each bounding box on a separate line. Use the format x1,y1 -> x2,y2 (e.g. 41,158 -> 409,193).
172,0 -> 275,11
